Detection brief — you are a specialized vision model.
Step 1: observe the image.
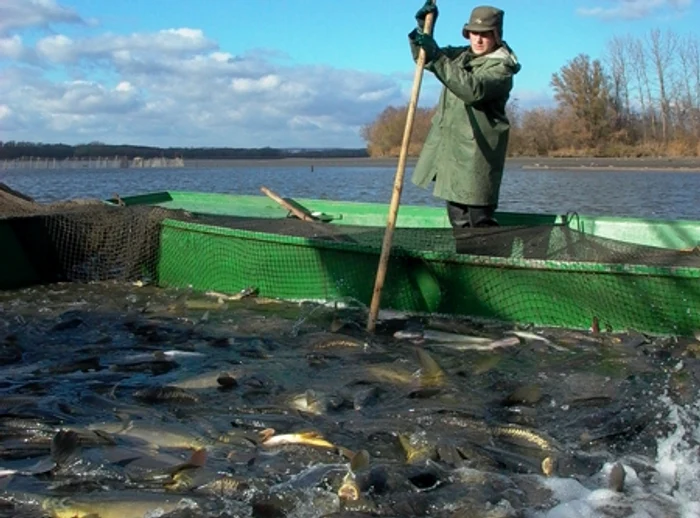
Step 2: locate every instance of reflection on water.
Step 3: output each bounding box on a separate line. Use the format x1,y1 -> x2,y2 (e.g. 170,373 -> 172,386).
0,282 -> 699,517
2,164 -> 700,220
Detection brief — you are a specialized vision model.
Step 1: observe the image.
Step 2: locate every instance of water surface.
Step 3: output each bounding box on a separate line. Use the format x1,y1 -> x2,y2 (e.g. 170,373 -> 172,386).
0,282 -> 699,517
2,163 -> 700,220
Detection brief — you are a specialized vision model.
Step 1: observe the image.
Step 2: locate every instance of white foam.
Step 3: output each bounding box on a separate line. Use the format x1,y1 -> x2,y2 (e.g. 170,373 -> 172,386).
526,390 -> 700,518
652,393 -> 700,518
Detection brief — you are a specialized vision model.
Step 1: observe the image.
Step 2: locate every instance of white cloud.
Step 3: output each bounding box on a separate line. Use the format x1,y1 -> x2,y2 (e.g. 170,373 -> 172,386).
0,104 -> 12,119
34,28 -> 217,65
230,75 -> 282,93
0,0 -> 85,37
0,35 -> 25,60
0,1 -> 414,148
577,0 -> 692,20
115,81 -> 133,92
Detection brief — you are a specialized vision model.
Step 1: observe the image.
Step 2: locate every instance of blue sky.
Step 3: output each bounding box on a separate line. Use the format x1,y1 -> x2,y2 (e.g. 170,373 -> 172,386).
0,0 -> 696,148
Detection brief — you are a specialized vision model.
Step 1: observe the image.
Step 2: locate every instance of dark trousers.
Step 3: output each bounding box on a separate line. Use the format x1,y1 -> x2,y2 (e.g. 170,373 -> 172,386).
446,201 -> 499,229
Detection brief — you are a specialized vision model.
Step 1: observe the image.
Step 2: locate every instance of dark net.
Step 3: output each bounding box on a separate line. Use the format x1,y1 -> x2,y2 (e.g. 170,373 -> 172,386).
3,180 -> 700,289
0,184 -> 193,284
187,213 -> 700,267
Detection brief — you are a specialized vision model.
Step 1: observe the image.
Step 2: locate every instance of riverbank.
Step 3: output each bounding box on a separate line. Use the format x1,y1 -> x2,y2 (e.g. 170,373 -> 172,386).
512,156 -> 700,172
183,156 -> 700,172
4,155 -> 700,172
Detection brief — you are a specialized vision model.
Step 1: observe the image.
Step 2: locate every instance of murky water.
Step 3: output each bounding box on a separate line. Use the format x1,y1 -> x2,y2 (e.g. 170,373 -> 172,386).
1,282 -> 699,517
2,163 -> 700,220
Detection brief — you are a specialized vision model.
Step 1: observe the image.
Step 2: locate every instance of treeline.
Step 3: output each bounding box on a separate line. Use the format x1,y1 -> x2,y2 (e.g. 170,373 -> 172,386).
360,105 -> 436,157
362,29 -> 700,158
0,142 -> 369,161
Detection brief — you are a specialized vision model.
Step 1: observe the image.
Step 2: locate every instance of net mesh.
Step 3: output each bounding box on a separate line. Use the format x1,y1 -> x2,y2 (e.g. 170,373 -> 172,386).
186,213 -> 700,267
0,184 -> 194,284
2,183 -> 699,335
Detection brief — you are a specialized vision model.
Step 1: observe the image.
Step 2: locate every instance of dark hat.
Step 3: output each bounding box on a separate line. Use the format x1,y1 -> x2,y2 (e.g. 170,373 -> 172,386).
463,5 -> 504,35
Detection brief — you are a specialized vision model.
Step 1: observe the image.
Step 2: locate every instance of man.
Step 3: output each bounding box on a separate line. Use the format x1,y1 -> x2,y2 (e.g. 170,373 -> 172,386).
408,3 -> 521,228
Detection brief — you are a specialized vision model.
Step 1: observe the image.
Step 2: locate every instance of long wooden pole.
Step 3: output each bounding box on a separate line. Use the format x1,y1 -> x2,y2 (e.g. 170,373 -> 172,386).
366,3 -> 437,333
260,186 -> 315,221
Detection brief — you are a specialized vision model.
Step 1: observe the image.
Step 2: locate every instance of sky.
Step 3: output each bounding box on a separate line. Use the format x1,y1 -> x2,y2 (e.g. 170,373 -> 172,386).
0,0 -> 697,149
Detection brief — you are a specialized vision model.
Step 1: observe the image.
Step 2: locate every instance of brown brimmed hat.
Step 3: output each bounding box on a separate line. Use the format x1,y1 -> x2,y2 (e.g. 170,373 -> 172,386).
462,5 -> 504,37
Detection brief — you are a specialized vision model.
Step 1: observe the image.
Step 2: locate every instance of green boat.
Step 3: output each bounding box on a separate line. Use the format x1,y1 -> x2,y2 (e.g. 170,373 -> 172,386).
2,189 -> 700,337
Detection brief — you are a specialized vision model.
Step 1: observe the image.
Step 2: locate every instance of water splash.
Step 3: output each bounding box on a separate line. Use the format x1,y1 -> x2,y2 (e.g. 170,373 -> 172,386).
653,392 -> 700,518
528,390 -> 700,518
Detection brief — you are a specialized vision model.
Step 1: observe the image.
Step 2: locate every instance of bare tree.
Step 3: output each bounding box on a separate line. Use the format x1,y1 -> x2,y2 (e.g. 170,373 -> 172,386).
606,36 -> 632,130
648,29 -> 678,142
679,34 -> 700,139
628,38 -> 656,142
519,108 -> 558,155
360,105 -> 435,157
550,54 -> 615,148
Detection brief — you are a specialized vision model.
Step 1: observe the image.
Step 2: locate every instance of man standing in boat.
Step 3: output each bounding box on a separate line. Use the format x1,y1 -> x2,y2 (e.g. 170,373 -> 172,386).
408,2 -> 521,228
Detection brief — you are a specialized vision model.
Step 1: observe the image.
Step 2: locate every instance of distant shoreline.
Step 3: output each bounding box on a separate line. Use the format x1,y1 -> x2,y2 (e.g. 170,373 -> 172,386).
183,156 -> 700,172
511,156 -> 700,172
4,155 -> 700,172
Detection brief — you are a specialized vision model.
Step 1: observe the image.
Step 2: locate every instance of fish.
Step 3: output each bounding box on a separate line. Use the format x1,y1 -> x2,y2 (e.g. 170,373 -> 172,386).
424,336 -> 521,352
365,364 -> 416,385
172,370 -> 242,389
268,462 -> 348,493
395,329 -> 494,344
0,429 -> 77,477
137,448 -> 209,489
260,429 -> 337,450
108,358 -> 177,375
230,413 -> 308,433
287,389 -> 346,415
607,461 -> 626,492
489,423 -> 563,453
352,385 -> 382,411
183,298 -> 229,311
88,420 -> 208,450
472,443 -> 556,476
40,491 -> 193,518
338,449 -> 371,501
253,297 -> 283,305
204,286 -> 259,302
217,371 -> 239,389
309,333 -> 366,350
397,432 -> 437,464
506,330 -> 570,352
132,385 -> 200,405
122,350 -> 205,362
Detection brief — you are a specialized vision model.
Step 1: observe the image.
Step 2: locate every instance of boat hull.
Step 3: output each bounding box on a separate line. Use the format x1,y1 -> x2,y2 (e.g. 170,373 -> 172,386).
2,190 -> 700,337
155,216 -> 700,335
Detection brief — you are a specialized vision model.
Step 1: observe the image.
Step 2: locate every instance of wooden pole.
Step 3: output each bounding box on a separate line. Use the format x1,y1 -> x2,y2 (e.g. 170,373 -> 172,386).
260,186 -> 316,222
366,3 -> 437,333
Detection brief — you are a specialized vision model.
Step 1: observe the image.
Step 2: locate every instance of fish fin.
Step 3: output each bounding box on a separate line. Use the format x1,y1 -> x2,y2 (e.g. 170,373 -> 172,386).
337,446 -> 355,460
50,430 -> 81,466
305,390 -> 316,406
299,431 -> 324,440
188,447 -> 208,468
415,347 -> 447,388
349,449 -> 370,472
258,428 -> 275,442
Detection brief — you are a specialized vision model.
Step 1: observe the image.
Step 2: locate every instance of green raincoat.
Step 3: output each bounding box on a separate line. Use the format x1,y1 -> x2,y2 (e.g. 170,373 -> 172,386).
409,35 -> 521,207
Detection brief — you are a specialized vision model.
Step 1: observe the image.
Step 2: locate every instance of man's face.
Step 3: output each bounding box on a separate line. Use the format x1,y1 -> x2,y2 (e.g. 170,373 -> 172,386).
468,30 -> 498,55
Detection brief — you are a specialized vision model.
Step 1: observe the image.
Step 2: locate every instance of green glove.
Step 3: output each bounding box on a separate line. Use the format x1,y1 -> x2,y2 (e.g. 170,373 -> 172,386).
415,0 -> 438,30
414,31 -> 440,61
